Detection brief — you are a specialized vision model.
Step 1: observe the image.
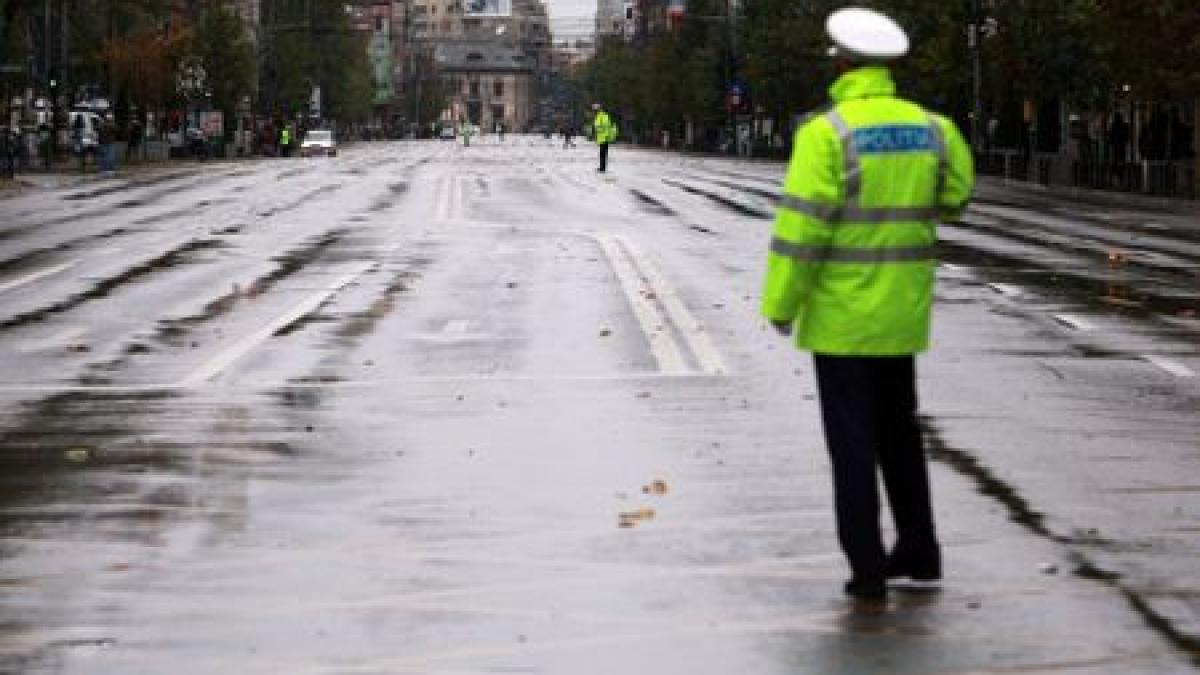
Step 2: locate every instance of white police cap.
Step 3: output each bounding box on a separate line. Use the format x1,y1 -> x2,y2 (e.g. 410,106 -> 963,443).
826,7 -> 909,62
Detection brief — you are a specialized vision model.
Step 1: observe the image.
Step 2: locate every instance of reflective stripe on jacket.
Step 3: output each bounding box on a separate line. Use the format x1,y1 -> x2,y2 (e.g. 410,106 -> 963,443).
593,111 -> 618,144
761,65 -> 974,355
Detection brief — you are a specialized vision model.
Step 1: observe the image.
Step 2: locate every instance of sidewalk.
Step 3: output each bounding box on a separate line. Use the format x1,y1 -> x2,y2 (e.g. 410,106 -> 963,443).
977,175 -> 1200,219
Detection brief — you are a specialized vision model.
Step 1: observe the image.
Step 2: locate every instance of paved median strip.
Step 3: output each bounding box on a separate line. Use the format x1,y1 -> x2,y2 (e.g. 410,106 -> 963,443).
176,261 -> 376,387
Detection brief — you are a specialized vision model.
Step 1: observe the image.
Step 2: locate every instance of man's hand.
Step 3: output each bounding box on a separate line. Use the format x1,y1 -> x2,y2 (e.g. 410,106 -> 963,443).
770,320 -> 792,337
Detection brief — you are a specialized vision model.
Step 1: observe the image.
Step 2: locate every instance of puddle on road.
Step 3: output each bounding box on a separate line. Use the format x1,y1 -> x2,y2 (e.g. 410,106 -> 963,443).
149,230 -> 349,350
921,417 -> 1200,662
0,226 -> 136,280
937,240 -> 1200,319
920,417 -> 1052,539
0,239 -> 225,333
629,189 -> 676,216
256,184 -> 343,219
661,178 -> 771,218
334,266 -> 425,341
61,172 -> 190,202
133,198 -> 233,226
368,182 -> 409,212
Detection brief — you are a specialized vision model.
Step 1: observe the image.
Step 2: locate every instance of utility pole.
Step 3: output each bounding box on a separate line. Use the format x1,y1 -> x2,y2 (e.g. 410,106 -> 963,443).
968,0 -> 983,151
725,0 -> 735,156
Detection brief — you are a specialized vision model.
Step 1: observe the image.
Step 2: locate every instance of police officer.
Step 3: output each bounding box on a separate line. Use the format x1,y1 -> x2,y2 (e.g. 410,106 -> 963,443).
591,103 -> 617,172
761,7 -> 975,599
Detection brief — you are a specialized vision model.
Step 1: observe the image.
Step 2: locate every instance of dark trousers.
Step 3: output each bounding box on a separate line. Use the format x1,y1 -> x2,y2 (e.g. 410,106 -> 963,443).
813,354 -> 939,581
598,142 -> 609,171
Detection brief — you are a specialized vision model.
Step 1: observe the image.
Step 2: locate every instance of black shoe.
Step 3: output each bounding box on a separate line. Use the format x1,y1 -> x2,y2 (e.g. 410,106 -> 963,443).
844,577 -> 887,600
884,552 -> 941,581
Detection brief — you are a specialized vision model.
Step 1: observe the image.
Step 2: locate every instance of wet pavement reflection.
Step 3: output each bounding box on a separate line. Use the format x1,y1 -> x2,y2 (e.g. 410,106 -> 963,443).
0,141 -> 1197,672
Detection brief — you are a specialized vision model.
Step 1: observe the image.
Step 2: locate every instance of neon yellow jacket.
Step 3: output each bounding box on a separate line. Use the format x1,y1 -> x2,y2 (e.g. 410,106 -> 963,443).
761,66 -> 974,355
593,110 -> 618,144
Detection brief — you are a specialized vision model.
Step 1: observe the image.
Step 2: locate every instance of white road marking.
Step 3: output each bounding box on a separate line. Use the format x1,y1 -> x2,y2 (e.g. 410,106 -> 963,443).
442,319 -> 472,335
940,262 -> 967,272
177,262 -> 376,387
1141,355 -> 1196,378
987,282 -> 1024,298
1053,314 -> 1095,331
595,234 -> 688,374
615,234 -> 727,375
438,176 -> 450,221
437,174 -> 461,222
0,261 -> 78,295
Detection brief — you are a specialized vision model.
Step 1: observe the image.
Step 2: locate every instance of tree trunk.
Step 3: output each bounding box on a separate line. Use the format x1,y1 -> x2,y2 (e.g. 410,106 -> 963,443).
1193,101 -> 1199,199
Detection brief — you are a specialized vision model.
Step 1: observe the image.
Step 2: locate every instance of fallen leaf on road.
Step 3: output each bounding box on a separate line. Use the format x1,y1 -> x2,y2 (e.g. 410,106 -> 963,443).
618,507 -> 657,528
642,480 -> 669,495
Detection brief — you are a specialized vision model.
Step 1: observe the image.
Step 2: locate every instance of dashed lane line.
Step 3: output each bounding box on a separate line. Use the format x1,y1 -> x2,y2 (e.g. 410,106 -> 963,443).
0,261 -> 78,295
176,261 -> 376,387
987,282 -> 1024,298
1141,355 -> 1196,378
1053,313 -> 1096,332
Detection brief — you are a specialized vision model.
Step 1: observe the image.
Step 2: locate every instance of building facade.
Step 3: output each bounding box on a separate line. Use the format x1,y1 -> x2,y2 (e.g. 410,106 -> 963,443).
434,42 -> 534,131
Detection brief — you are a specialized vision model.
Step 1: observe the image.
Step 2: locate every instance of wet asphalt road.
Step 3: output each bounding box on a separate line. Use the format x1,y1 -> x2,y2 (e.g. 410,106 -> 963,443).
0,137 -> 1198,673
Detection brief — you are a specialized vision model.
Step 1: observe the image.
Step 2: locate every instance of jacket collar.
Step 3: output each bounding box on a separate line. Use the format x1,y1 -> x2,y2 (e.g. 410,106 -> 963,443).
829,65 -> 896,103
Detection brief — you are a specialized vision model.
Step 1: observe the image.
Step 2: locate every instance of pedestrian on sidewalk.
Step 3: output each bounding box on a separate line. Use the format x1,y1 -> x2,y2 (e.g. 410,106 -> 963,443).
760,7 -> 975,600
98,114 -> 117,174
563,123 -> 576,149
592,103 -> 617,172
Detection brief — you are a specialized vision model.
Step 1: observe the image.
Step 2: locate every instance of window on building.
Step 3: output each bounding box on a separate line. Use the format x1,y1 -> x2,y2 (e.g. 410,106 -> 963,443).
376,16 -> 384,31
469,80 -> 480,98
493,80 -> 504,97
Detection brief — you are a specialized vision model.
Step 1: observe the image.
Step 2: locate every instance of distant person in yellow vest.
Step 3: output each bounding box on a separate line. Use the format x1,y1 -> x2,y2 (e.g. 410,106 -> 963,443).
279,126 -> 291,157
761,7 -> 974,600
591,103 -> 618,172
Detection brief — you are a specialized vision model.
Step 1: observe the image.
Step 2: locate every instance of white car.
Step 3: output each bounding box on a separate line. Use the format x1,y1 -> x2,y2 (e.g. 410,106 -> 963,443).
299,129 -> 337,157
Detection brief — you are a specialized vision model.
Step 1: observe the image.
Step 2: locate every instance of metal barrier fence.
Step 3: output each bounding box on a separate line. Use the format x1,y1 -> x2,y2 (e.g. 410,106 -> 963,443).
977,150 -> 1197,201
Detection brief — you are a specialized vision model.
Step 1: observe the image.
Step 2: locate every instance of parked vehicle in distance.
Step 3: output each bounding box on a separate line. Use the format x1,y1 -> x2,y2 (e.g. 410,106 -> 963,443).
439,126 -> 456,140
299,129 -> 337,157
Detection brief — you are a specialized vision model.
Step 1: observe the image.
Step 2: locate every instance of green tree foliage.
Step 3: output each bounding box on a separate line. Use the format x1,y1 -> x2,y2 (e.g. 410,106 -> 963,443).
739,0 -> 835,122
579,0 -> 729,142
193,5 -> 256,136
260,0 -> 373,123
1095,0 -> 1200,100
